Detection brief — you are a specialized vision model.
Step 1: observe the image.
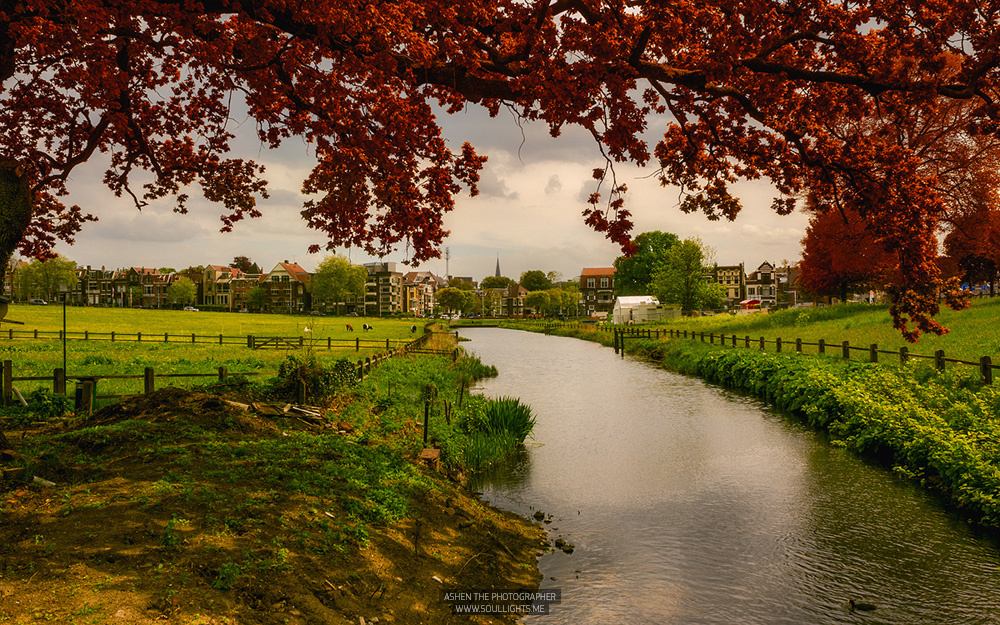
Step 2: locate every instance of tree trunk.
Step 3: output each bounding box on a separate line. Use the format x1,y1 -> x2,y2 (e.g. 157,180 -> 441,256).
0,160 -> 32,299
0,161 -> 32,453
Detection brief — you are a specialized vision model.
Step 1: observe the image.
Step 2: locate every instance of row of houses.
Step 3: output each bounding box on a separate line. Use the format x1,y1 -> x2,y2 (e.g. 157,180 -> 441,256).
578,261 -> 802,318
5,259 -> 457,316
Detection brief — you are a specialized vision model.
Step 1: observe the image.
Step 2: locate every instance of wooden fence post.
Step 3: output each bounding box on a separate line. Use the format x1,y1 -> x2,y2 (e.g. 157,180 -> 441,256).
219,333 -> 224,345
796,338 -> 802,353
137,331 -> 142,342
981,356 -> 993,385
144,367 -> 155,394
745,335 -> 750,348
165,332 -> 169,343
2,360 -> 11,405
867,343 -> 876,363
935,350 -> 945,371
54,368 -> 66,395
355,337 -> 360,352
776,337 -> 782,352
709,333 -> 714,344
759,336 -> 765,350
900,346 -> 908,364
247,335 -> 254,348
85,330 -> 89,340
218,366 -> 227,382
80,380 -> 94,416
111,331 -> 115,342
842,341 -> 850,359
818,339 -> 825,354
327,337 -> 331,349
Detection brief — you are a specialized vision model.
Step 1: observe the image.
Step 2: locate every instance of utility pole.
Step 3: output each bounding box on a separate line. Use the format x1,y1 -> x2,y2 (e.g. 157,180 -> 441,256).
444,247 -> 450,282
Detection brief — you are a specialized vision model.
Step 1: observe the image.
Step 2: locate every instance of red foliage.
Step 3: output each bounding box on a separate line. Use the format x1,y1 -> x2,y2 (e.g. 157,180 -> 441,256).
4,1 -> 1000,337
799,206 -> 894,304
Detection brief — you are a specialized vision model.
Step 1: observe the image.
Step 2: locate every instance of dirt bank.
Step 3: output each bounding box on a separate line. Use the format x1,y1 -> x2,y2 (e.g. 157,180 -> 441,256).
0,387 -> 546,624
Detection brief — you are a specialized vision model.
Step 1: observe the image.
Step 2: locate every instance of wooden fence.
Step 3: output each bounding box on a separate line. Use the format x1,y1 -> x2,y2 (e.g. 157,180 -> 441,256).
0,327 -> 410,352
1,331 -> 435,410
611,327 -> 996,385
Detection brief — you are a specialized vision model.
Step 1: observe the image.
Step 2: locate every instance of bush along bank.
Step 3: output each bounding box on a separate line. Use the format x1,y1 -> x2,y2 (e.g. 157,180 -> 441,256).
625,337 -> 1000,530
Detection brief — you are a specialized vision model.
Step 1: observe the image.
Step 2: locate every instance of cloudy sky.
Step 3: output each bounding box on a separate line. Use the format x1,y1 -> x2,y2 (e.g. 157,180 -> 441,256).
51,102 -> 810,282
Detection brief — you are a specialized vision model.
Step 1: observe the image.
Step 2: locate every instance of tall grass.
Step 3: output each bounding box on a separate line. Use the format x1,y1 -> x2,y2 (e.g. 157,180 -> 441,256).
651,299 -> 1000,360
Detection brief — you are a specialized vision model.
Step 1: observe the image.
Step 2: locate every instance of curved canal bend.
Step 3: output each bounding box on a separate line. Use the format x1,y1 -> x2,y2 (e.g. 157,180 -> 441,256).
459,328 -> 1000,625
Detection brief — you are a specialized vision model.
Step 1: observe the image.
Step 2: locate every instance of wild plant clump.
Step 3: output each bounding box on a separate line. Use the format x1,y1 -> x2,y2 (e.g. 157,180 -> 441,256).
272,354 -> 356,401
0,389 -> 74,424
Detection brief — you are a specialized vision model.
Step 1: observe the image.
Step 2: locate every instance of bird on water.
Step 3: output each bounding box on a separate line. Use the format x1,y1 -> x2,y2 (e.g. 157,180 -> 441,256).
849,599 -> 876,612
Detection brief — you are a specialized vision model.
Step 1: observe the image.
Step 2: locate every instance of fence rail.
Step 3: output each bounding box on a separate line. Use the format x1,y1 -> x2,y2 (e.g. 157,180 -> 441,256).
611,327 -> 995,385
0,327 -> 411,352
1,331 -> 435,412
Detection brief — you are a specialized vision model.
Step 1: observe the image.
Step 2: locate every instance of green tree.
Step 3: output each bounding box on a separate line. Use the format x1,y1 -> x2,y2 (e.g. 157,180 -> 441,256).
17,256 -> 78,301
613,231 -> 680,296
520,270 -> 552,292
651,238 -> 724,314
231,256 -> 256,273
481,275 -> 516,290
309,255 -> 366,314
166,277 -> 196,306
247,285 -> 268,311
437,287 -> 474,314
525,291 -> 551,316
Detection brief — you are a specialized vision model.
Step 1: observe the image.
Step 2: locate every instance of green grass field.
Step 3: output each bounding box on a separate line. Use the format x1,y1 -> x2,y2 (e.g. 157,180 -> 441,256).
0,306 -> 428,401
651,297 -> 1000,362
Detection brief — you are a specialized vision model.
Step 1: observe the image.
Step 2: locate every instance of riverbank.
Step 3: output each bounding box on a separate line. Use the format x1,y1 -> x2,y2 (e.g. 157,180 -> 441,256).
0,340 -> 546,624
503,320 -> 1000,532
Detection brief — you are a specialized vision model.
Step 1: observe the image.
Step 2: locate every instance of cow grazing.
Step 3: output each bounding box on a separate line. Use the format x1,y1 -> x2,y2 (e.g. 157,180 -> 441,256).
410,325 -> 417,333
346,324 -> 354,332
363,323 -> 372,331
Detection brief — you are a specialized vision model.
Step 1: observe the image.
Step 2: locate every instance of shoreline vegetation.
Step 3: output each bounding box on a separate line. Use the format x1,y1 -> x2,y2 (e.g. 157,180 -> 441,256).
500,301 -> 1000,534
0,321 -> 546,624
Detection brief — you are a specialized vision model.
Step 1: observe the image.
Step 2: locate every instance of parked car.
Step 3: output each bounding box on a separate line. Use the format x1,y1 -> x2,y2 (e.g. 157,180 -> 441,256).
29,299 -> 47,305
183,306 -> 199,312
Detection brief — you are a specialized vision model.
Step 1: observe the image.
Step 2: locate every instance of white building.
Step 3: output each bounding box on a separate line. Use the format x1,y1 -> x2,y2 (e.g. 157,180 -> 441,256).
611,296 -> 678,324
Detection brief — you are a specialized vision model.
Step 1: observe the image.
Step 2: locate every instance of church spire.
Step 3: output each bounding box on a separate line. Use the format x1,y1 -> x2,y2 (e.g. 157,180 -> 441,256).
495,254 -> 501,277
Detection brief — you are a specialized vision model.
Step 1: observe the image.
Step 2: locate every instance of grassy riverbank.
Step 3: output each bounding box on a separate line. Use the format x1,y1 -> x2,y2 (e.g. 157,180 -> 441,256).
505,309 -> 1000,531
0,335 -> 545,624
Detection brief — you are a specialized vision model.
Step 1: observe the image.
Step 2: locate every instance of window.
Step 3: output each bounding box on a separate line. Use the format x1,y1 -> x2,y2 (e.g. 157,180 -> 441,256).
586,278 -> 595,288
600,277 -> 609,288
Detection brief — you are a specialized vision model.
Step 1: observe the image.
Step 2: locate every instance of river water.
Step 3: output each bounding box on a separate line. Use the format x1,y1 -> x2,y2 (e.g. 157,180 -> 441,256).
459,328 -> 1000,624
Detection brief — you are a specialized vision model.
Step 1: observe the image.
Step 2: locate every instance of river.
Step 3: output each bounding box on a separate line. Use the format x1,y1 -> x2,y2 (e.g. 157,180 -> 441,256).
459,327 -> 1000,624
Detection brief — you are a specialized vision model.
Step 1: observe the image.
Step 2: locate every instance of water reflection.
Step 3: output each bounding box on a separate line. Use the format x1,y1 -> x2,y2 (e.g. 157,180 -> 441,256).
462,328 -> 1000,625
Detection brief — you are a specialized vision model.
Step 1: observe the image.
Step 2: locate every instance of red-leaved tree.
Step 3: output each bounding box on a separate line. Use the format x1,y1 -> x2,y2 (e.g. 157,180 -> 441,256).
4,1 -> 1000,340
799,205 -> 895,304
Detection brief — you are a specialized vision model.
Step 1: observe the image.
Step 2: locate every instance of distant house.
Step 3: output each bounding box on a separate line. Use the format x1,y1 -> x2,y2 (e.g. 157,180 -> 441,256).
580,267 -> 616,317
403,271 -> 444,316
745,261 -> 777,308
262,261 -> 311,312
713,263 -> 746,309
364,262 -> 403,316
202,265 -> 243,308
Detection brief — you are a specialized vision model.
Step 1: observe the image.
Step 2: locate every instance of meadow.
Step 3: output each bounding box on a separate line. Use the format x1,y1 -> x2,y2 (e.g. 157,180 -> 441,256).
0,305 -> 428,400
